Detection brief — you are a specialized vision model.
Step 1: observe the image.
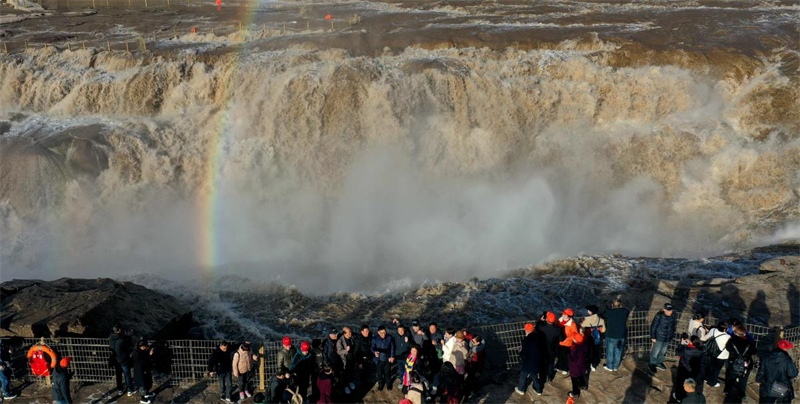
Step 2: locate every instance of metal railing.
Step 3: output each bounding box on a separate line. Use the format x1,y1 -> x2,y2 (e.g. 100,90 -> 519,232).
4,309 -> 798,388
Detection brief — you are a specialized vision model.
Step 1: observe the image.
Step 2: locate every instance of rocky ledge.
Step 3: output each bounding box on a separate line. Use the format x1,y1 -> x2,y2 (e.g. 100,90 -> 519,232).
0,278 -> 193,339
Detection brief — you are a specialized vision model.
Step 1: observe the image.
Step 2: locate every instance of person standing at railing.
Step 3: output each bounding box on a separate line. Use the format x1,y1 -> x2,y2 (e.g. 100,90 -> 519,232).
207,340 -> 234,403
336,327 -> 357,395
756,339 -> 798,403
723,325 -> 756,403
648,303 -> 677,373
0,339 -> 16,400
580,305 -> 605,372
603,299 -> 629,372
567,328 -> 589,399
322,329 -> 341,383
557,308 -> 578,375
51,356 -> 73,404
278,337 -> 296,378
372,325 -> 396,392
515,323 -> 544,397
701,321 -> 730,388
672,335 -> 704,402
538,311 -> 561,382
133,340 -> 156,404
353,325 -> 373,393
232,343 -> 257,401
290,341 -> 315,399
109,324 -> 135,396
688,312 -> 708,340
393,325 -> 411,387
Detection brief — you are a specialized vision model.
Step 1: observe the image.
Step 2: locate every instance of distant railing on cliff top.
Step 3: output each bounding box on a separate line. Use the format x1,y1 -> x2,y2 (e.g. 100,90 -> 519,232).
3,310 -> 795,388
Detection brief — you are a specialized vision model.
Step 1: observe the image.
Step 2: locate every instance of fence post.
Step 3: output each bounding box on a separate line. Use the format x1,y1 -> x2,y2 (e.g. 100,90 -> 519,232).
191,340 -> 198,381
258,345 -> 265,392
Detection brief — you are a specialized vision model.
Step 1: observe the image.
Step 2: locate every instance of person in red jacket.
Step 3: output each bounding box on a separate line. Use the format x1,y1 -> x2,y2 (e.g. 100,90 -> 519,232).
557,308 -> 578,375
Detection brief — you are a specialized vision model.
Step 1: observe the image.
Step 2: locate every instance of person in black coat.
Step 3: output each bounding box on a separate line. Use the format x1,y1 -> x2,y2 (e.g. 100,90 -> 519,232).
52,357 -> 73,404
322,329 -> 341,375
757,339 -> 798,404
133,340 -> 156,403
109,324 -> 134,395
268,368 -> 291,403
672,335 -> 705,402
515,323 -> 545,396
207,341 -> 233,402
649,303 -> 677,373
724,325 -> 756,403
537,312 -> 562,382
353,325 -> 373,390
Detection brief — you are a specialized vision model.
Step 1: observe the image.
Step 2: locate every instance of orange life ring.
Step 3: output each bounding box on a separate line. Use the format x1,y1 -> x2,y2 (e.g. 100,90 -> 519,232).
27,344 -> 58,377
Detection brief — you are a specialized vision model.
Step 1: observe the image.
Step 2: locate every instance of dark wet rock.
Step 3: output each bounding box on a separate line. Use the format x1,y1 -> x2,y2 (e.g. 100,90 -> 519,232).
0,278 -> 192,339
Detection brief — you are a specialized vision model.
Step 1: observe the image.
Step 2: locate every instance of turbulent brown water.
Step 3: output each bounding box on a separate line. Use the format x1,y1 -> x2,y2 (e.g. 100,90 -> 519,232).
0,0 -> 798,292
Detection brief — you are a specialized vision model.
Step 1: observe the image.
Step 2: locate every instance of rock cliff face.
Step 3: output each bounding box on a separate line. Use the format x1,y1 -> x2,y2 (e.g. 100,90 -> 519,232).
0,278 -> 193,339
652,254 -> 800,328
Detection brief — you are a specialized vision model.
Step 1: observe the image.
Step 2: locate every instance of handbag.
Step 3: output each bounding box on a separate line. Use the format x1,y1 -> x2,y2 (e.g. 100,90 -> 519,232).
769,381 -> 789,398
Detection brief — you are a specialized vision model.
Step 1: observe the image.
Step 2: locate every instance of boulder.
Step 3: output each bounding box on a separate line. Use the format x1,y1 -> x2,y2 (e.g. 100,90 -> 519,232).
0,278 -> 192,339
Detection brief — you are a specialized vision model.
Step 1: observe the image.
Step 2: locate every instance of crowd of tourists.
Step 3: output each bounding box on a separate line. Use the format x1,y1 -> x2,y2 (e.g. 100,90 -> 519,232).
208,320 -> 485,404
3,302 -> 799,404
201,299 -> 799,404
514,299 -> 798,404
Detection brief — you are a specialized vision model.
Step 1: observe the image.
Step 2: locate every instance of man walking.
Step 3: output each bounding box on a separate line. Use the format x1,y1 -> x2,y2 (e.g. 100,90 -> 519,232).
649,303 -> 676,373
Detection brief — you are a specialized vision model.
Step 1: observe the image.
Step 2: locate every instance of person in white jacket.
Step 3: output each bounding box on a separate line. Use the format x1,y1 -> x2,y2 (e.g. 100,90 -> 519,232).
688,312 -> 708,340
701,321 -> 731,388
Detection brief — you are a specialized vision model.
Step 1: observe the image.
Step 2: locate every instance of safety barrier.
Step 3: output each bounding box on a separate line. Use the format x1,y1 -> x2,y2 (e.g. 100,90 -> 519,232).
4,309 -> 798,389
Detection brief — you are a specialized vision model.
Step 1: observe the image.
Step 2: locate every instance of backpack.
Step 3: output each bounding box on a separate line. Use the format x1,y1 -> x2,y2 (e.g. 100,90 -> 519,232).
729,343 -> 749,378
704,333 -> 723,359
591,326 -> 602,346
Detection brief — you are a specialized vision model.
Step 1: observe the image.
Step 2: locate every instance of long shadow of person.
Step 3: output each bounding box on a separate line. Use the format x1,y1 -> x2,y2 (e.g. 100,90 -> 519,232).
747,290 -> 771,327
787,283 -> 799,327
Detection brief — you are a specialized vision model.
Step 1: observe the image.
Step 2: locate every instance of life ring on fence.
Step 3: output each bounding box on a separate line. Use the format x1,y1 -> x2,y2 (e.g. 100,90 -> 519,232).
27,344 -> 58,377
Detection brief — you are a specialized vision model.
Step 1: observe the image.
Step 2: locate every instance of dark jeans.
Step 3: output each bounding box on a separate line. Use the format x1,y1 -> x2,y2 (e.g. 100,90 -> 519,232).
706,358 -> 726,385
588,340 -> 602,368
723,367 -> 750,403
376,361 -> 391,388
517,369 -> 542,394
556,346 -> 570,372
218,372 -> 232,399
605,338 -> 624,370
238,373 -> 250,394
570,376 -> 586,396
114,362 -> 133,393
544,349 -> 557,380
0,369 -> 11,395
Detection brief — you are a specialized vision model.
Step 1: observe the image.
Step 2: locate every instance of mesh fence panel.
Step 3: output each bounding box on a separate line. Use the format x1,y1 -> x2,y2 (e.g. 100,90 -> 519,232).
4,311 -> 798,386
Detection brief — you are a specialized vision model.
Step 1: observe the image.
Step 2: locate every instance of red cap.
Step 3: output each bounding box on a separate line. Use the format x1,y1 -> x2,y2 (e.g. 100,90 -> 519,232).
777,339 -> 795,350
282,336 -> 291,346
300,341 -> 310,352
524,323 -> 534,333
60,357 -> 72,368
546,312 -> 556,323
563,308 -> 574,317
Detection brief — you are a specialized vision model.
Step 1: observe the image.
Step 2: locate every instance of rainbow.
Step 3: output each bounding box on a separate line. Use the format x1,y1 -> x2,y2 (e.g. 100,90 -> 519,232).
197,0 -> 266,281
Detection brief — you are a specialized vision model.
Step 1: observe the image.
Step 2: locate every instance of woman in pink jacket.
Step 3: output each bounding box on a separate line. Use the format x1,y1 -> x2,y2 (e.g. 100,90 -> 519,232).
232,343 -> 256,401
